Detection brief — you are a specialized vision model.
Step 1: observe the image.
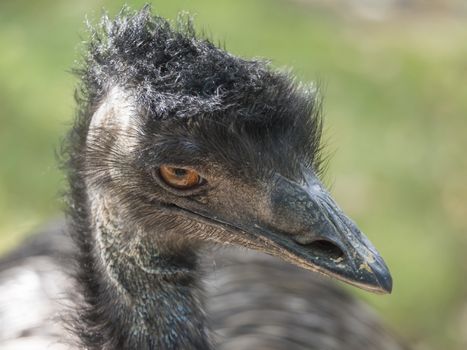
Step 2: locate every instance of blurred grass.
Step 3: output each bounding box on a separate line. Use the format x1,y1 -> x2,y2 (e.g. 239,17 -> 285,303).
0,0 -> 466,349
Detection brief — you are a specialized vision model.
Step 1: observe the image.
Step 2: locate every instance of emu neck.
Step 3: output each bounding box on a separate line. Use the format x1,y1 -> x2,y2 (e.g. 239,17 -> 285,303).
78,193 -> 211,350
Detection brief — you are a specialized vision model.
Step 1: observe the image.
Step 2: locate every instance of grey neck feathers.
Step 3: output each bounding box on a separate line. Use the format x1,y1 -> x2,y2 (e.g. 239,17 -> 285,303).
78,192 -> 212,350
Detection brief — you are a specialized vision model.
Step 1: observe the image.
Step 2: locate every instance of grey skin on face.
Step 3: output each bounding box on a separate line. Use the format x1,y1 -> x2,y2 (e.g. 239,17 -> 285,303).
153,154 -> 392,295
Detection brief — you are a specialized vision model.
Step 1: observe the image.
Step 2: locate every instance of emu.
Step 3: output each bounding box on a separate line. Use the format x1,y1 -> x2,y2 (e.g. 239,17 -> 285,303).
0,7 -> 405,350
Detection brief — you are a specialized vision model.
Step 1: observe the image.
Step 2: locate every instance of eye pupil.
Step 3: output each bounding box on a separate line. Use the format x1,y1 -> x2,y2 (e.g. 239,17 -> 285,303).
174,168 -> 187,177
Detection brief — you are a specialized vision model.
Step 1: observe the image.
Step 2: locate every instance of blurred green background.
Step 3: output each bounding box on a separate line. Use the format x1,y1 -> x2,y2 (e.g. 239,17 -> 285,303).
0,0 -> 466,349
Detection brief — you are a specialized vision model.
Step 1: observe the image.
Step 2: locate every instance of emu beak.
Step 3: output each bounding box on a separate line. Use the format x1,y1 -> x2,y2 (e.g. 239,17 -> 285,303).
167,173 -> 392,294
268,175 -> 392,294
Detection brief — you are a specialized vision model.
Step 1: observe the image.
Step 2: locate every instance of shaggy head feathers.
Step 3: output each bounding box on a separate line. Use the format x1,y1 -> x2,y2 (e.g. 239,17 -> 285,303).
74,6 -> 325,180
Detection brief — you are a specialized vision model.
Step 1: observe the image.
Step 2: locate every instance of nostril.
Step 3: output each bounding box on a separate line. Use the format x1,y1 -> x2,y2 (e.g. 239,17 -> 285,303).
305,239 -> 345,261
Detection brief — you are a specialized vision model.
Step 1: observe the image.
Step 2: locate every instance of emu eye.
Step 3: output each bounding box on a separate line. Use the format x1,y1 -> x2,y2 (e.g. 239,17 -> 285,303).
159,165 -> 202,190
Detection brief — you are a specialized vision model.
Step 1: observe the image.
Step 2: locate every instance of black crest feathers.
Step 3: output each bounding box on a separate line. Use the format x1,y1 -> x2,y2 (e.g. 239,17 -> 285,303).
72,5 -> 325,176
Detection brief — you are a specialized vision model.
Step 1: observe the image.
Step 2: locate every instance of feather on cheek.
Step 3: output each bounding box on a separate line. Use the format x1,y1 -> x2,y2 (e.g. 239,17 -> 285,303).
88,86 -> 140,152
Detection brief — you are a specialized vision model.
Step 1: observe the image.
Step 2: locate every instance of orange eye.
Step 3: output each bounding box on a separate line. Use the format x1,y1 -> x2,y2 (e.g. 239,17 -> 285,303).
159,165 -> 202,190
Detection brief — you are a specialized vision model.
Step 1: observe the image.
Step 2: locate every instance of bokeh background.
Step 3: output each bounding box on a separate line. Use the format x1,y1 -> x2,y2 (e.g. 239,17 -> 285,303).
1,0 -> 466,349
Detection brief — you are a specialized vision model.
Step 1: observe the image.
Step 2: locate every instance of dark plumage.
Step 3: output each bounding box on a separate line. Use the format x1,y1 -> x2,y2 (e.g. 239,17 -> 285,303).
0,6 -> 404,350
0,224 -> 403,350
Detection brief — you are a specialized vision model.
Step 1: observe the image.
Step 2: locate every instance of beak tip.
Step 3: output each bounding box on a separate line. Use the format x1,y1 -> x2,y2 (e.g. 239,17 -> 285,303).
377,272 -> 393,294
371,259 -> 393,294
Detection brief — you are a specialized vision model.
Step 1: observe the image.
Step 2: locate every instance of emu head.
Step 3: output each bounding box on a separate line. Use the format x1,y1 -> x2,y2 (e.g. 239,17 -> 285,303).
77,9 -> 392,293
